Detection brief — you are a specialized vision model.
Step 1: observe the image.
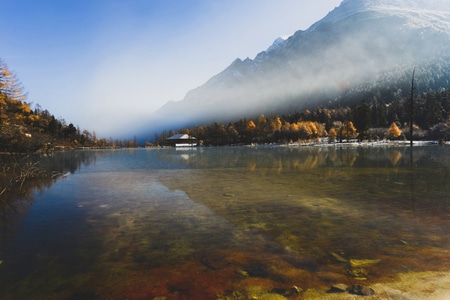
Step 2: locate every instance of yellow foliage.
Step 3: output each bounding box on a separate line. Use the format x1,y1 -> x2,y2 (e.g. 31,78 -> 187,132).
1,65 -> 11,78
246,120 -> 256,131
0,94 -> 6,105
308,121 -> 318,136
28,114 -> 40,122
257,114 -> 267,125
271,117 -> 282,131
299,121 -> 324,137
387,122 -> 402,138
290,123 -> 298,131
341,121 -> 358,139
18,103 -> 31,114
328,128 -> 337,137
297,121 -> 314,136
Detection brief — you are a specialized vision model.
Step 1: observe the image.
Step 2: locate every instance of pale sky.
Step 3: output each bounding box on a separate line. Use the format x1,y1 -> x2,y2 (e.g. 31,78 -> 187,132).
1,0 -> 342,137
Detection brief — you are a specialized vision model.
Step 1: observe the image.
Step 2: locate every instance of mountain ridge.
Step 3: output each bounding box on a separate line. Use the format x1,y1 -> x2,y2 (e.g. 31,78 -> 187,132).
144,0 -> 450,135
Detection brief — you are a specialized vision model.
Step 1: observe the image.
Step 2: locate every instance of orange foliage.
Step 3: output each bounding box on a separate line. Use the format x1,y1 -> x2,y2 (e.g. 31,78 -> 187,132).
387,122 -> 402,138
328,127 -> 338,142
246,120 -> 256,131
341,121 -> 358,140
271,117 -> 282,131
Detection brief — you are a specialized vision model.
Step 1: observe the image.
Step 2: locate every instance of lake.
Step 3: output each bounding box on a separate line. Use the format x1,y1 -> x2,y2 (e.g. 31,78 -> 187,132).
0,145 -> 449,299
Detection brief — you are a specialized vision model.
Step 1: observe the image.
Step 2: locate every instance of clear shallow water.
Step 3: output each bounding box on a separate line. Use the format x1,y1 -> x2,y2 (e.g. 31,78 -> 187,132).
0,146 -> 449,299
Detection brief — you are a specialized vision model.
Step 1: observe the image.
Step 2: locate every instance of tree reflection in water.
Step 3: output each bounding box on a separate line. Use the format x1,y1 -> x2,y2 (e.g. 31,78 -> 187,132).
0,146 -> 448,299
0,150 -> 107,241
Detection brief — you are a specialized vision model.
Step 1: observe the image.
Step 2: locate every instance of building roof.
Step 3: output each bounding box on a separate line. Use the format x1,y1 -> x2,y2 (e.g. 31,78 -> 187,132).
167,134 -> 196,140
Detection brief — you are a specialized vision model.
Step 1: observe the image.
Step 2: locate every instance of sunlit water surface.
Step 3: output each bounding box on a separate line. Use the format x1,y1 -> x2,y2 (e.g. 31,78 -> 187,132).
0,146 -> 449,299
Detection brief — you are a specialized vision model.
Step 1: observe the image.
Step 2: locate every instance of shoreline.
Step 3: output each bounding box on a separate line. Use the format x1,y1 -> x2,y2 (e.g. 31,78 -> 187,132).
269,139 -> 448,148
302,270 -> 450,300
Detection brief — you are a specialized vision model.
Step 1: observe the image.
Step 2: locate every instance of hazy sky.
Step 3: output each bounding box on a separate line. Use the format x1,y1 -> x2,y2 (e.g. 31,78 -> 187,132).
1,0 -> 342,137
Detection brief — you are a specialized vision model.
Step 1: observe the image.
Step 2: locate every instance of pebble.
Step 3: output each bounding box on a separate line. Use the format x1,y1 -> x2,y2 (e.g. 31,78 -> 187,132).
348,284 -> 375,296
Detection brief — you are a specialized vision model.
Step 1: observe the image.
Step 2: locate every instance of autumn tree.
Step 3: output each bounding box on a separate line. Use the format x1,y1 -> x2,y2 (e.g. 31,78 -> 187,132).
255,114 -> 267,138
296,121 -> 319,140
0,59 -> 27,128
328,127 -> 338,142
0,59 -> 43,152
0,58 -> 101,152
244,119 -> 257,143
387,122 -> 402,139
0,60 -> 26,101
340,121 -> 358,141
270,116 -> 282,132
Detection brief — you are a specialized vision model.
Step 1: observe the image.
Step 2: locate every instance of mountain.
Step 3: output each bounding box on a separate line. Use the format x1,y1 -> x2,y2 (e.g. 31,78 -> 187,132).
145,0 -> 450,135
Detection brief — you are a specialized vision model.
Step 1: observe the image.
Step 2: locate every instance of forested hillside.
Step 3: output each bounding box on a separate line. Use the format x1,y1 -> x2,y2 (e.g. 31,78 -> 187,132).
157,87 -> 450,146
0,59 -> 142,153
2,57 -> 450,150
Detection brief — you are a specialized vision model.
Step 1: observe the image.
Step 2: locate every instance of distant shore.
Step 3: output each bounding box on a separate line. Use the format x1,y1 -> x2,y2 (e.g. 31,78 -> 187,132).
247,139 -> 448,148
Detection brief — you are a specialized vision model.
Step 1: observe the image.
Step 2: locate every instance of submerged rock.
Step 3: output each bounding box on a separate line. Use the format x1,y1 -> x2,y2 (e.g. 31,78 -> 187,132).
348,267 -> 369,280
327,283 -> 349,293
330,251 -> 381,280
290,285 -> 302,295
349,258 -> 381,268
219,288 -> 288,300
348,258 -> 380,280
348,284 -> 375,296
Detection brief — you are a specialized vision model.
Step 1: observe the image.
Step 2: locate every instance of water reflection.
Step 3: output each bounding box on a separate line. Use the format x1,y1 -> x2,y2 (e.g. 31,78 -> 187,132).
0,146 -> 448,299
165,146 -> 443,168
0,150 -> 111,242
158,146 -> 450,297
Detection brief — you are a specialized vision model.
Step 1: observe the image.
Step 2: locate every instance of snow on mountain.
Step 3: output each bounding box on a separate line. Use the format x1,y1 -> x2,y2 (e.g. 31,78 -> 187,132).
145,0 -> 450,135
310,0 -> 450,32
